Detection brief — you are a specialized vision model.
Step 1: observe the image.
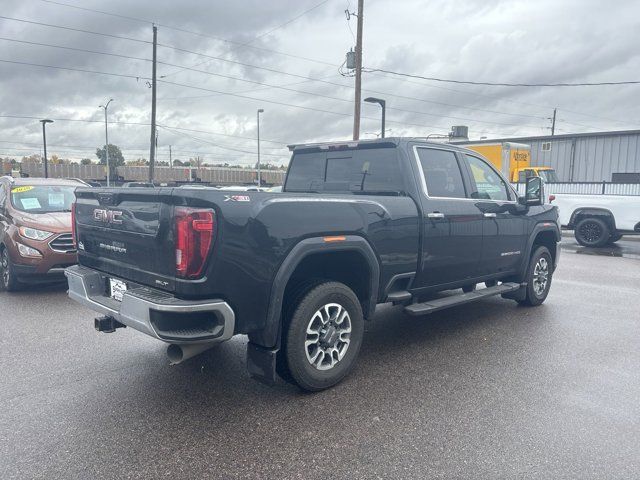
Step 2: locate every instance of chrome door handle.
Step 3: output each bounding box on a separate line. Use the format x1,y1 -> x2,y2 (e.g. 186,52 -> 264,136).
427,212 -> 445,219
483,213 -> 497,218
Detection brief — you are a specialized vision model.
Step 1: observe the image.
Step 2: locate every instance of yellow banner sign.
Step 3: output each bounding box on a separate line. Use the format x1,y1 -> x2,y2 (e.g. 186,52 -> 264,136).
11,186 -> 34,193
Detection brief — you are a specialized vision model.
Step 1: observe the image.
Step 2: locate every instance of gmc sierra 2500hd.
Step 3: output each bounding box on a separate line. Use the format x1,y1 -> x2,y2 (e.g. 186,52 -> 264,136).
66,138 -> 560,391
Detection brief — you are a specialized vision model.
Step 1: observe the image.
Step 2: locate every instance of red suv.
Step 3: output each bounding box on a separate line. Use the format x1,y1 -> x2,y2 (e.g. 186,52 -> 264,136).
0,176 -> 85,291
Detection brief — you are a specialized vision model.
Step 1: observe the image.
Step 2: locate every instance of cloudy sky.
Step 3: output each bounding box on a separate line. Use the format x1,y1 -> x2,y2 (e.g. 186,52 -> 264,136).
1,0 -> 639,166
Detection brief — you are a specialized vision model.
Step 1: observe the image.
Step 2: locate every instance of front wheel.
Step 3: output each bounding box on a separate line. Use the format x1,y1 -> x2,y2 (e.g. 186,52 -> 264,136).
575,217 -> 610,248
281,281 -> 364,392
517,246 -> 553,307
0,248 -> 21,292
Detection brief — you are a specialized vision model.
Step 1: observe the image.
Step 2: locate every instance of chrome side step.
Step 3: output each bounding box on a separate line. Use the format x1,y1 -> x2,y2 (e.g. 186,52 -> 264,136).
404,282 -> 520,316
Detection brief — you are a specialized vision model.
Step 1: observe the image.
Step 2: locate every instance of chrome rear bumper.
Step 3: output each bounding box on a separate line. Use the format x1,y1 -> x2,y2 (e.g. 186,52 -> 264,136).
65,265 -> 235,344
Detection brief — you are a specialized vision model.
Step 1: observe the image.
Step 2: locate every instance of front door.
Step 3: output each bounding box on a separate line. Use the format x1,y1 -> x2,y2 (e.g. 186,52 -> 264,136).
412,146 -> 484,288
462,154 -> 527,275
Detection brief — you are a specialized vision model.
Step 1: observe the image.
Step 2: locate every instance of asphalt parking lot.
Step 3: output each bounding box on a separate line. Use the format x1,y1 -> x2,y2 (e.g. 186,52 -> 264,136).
1,245 -> 639,479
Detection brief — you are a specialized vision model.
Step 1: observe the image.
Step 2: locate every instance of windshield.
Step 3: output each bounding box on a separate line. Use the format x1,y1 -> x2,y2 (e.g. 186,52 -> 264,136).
538,169 -> 559,183
10,185 -> 76,213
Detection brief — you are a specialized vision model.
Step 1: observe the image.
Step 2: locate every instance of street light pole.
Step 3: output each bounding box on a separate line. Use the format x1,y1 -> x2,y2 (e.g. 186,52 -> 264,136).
364,97 -> 386,138
39,119 -> 53,178
99,99 -> 113,187
257,108 -> 264,188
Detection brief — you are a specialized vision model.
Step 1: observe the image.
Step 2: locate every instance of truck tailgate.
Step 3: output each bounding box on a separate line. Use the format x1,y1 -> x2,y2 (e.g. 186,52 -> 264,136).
74,188 -> 177,291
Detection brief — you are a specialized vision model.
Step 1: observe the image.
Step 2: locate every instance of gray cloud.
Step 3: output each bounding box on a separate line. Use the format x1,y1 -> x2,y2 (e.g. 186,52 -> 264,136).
1,0 -> 639,165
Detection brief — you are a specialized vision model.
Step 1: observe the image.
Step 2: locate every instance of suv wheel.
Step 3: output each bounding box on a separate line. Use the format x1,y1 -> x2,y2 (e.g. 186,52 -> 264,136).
0,248 -> 20,292
575,217 -> 610,248
517,246 -> 553,307
281,281 -> 364,391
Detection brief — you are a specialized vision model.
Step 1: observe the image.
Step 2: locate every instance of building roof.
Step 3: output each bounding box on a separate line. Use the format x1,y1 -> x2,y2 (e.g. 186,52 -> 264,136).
454,129 -> 640,145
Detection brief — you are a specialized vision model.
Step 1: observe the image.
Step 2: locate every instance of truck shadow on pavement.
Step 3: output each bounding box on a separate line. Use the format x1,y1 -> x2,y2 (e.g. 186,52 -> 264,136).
65,297 -> 552,457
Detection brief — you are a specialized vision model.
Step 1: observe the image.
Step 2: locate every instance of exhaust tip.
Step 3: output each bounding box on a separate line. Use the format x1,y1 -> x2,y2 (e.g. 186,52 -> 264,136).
167,344 -> 185,364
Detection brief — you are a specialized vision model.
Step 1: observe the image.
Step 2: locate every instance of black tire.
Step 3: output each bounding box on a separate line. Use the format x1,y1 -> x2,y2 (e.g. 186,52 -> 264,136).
574,217 -> 610,248
607,233 -> 623,244
517,246 -> 553,307
462,284 -> 476,293
281,281 -> 364,392
485,280 -> 497,288
0,247 -> 21,292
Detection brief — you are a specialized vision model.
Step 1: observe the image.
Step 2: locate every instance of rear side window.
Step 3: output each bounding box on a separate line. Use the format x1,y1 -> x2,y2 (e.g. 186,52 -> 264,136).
416,148 -> 467,199
285,152 -> 325,191
285,147 -> 404,194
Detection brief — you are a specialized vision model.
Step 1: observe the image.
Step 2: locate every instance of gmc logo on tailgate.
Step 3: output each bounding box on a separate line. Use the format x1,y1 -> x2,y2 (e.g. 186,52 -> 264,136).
93,209 -> 123,225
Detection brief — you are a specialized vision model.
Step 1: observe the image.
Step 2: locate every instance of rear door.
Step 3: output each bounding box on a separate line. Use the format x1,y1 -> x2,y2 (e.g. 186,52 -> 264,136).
462,154 -> 527,275
74,188 -> 177,290
412,146 -> 484,288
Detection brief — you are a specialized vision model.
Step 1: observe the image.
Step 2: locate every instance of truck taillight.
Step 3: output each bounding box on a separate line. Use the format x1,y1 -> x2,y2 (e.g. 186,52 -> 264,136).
175,207 -> 215,279
71,202 -> 77,247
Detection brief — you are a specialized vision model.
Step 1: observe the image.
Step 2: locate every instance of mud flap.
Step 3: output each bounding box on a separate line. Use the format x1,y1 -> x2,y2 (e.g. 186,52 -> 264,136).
246,342 -> 278,385
501,282 -> 527,301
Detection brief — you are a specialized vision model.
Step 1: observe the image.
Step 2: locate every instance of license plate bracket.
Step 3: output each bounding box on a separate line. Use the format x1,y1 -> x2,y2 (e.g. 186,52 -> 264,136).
109,278 -> 127,302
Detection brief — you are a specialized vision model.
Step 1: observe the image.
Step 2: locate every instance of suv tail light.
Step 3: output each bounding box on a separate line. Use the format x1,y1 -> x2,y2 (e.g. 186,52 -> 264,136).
71,202 -> 77,247
175,207 -> 215,279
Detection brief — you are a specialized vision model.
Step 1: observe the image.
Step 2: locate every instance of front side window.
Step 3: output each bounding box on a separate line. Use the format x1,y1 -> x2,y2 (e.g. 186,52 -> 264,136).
10,185 -> 76,213
465,155 -> 511,201
416,148 -> 467,199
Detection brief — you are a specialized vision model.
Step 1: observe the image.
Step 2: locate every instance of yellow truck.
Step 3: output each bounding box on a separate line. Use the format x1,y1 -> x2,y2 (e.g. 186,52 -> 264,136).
463,142 -> 559,183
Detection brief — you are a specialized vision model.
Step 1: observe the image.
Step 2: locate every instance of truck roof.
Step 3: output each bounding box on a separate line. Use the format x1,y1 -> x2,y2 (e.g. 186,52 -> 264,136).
287,137 -> 470,152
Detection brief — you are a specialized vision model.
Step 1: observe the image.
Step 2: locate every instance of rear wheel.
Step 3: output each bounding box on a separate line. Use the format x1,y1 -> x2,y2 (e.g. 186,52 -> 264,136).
517,246 -> 553,307
0,248 -> 21,292
575,217 -> 610,248
462,284 -> 476,293
280,281 -> 364,392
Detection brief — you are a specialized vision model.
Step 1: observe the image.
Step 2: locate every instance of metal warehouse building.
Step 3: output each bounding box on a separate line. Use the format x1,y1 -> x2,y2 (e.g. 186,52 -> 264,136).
458,129 -> 640,182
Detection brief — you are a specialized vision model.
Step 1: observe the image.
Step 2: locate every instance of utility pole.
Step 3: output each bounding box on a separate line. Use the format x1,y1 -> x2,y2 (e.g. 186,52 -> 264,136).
352,0 -> 364,140
99,99 -> 113,187
39,119 -> 53,178
551,108 -> 557,136
169,145 -> 172,170
148,24 -> 157,183
257,108 -> 264,188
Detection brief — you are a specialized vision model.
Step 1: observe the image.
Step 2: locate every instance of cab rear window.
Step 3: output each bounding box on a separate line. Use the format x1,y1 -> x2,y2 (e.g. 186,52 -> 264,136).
285,147 -> 404,194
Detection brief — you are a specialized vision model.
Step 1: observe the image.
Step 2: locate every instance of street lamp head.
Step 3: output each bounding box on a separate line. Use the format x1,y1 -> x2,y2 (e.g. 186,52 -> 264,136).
40,119 -> 53,124
364,97 -> 385,106
257,108 -> 264,114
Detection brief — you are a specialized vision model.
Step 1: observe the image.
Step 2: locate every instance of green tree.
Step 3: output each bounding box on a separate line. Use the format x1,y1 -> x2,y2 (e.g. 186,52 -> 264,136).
96,144 -> 125,168
81,158 -> 93,165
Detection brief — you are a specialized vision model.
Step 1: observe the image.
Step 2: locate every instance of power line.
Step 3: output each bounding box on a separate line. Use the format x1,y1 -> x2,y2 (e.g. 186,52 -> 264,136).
365,68 -> 640,87
34,1 -> 338,67
157,125 -> 284,157
161,0 -> 332,78
0,37 -> 150,62
0,115 -> 288,145
0,15 -> 150,44
0,21 -> 574,125
0,59 -> 452,132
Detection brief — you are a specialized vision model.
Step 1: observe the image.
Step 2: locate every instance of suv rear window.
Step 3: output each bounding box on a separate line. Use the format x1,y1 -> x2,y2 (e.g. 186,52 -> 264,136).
285,147 -> 404,194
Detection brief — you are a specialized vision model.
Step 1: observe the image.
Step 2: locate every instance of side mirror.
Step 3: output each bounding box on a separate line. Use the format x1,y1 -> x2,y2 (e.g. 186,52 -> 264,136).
519,176 -> 544,206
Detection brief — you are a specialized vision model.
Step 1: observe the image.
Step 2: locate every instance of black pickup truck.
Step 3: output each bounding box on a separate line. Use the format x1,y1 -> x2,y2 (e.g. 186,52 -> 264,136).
66,138 -> 560,391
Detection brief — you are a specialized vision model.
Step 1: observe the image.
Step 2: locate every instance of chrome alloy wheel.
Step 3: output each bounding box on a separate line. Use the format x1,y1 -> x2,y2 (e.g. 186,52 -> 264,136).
532,257 -> 549,296
305,303 -> 352,371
